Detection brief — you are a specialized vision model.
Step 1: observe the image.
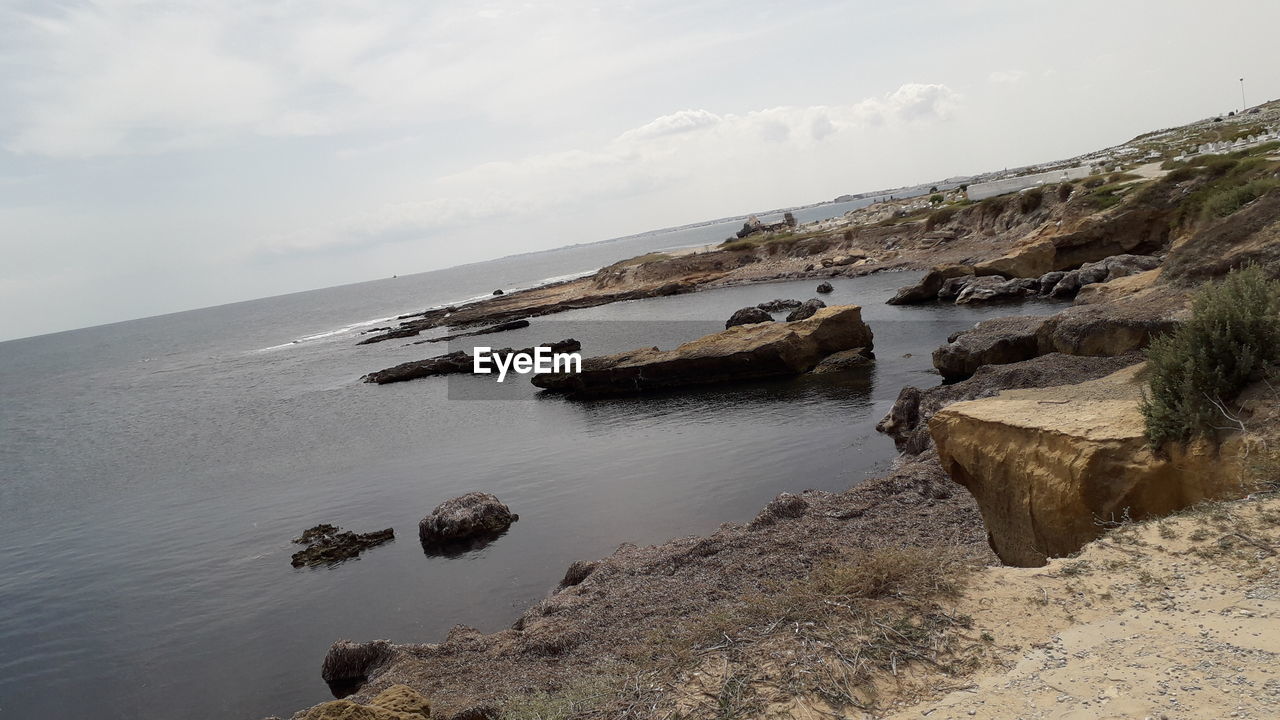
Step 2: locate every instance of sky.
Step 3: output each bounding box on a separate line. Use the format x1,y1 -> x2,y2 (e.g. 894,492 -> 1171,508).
1,0 -> 1277,341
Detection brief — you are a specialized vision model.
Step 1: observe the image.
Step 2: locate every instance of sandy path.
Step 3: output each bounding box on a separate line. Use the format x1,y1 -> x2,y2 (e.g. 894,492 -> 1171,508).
886,496 -> 1280,720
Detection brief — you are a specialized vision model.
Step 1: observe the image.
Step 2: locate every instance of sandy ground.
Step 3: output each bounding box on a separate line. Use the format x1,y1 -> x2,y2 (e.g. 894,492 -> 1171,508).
885,495 -> 1280,720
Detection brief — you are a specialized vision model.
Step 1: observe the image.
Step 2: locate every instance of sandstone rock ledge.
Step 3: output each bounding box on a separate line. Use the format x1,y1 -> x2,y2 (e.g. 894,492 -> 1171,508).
532,305 -> 873,398
930,364 -> 1247,567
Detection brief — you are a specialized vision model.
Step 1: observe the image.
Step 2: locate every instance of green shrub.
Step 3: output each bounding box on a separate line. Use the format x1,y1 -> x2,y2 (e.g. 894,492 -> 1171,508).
1200,155 -> 1240,177
1200,179 -> 1280,220
1142,266 -> 1280,446
1164,166 -> 1198,183
1082,176 -> 1106,189
929,193 -> 944,205
1019,187 -> 1044,213
1057,182 -> 1074,202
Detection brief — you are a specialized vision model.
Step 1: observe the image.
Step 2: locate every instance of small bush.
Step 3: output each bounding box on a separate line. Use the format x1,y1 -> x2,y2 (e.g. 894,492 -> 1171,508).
1082,176 -> 1106,189
1057,182 -> 1074,201
925,206 -> 957,230
1019,187 -> 1044,213
980,195 -> 1008,216
929,193 -> 944,205
811,546 -> 966,600
1164,166 -> 1198,183
720,239 -> 758,252
1142,266 -> 1280,446
1109,172 -> 1141,184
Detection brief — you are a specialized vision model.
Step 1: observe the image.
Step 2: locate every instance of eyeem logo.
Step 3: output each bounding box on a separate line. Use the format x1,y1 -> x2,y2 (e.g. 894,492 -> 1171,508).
473,346 -> 582,382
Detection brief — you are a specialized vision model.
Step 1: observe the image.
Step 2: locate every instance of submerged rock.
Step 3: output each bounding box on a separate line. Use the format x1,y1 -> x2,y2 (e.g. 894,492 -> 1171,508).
291,525 -> 395,568
784,298 -> 826,321
725,306 -> 775,328
492,289 -> 504,296
931,365 -> 1250,567
532,305 -> 873,398
815,281 -> 834,294
419,492 -> 519,546
810,347 -> 874,374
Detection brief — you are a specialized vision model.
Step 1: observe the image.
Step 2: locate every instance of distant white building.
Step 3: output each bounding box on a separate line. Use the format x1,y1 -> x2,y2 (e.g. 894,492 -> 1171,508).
965,166 -> 1093,201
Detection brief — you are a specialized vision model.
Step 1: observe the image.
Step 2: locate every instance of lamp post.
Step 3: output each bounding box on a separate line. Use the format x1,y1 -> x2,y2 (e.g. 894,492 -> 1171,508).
1240,77 -> 1247,112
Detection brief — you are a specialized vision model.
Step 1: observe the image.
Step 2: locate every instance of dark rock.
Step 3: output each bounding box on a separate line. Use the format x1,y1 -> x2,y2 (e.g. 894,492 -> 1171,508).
492,289 -> 504,296
815,281 -> 834,294
559,560 -> 598,588
932,315 -> 1047,381
887,264 -> 975,305
417,319 -> 531,344
362,340 -> 581,384
878,353 -> 1145,455
533,305 -> 873,398
785,298 -> 827,321
419,492 -> 518,546
955,276 -> 1039,305
809,347 -> 874,374
321,639 -> 394,692
937,275 -> 977,302
1037,270 -> 1068,296
291,525 -> 395,568
749,492 -> 809,528
756,298 -> 804,312
725,307 -> 775,328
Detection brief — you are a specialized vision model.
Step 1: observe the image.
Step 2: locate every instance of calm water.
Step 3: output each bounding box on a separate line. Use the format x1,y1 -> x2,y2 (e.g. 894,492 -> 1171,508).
0,207 -> 1054,720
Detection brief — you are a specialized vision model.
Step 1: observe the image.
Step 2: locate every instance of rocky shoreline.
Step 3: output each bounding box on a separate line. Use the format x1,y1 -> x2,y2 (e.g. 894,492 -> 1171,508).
282,105 -> 1280,720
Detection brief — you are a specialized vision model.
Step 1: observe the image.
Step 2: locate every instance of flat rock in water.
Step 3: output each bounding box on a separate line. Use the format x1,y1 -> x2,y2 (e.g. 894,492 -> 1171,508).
533,305 -> 873,398
291,525 -> 395,568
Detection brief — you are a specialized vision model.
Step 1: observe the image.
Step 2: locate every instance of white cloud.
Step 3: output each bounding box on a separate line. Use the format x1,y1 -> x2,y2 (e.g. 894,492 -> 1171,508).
255,83 -> 962,256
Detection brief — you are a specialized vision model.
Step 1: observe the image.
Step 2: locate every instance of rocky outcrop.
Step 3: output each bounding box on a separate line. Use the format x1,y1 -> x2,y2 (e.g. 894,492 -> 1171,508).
291,525 -> 395,568
321,640 -> 396,692
1035,287 -> 1186,356
886,264 -> 974,305
1047,254 -> 1162,300
294,684 -> 432,720
419,493 -> 519,547
816,281 -> 834,294
362,340 -> 581,384
785,298 -> 827,321
930,365 -> 1247,566
955,276 -> 1039,305
974,240 -> 1056,279
810,347 -> 874,373
756,298 -> 803,312
725,307 -> 775,328
532,305 -> 874,398
1074,268 -> 1160,305
878,353 -> 1143,454
932,316 -> 1047,382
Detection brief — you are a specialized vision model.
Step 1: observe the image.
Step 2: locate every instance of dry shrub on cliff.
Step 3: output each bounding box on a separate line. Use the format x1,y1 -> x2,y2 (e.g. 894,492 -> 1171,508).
1142,265 -> 1280,446
1018,188 -> 1044,213
925,206 -> 957,230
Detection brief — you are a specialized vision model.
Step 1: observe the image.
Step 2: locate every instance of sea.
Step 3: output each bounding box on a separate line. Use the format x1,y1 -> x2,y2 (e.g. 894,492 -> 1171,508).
0,200 -> 1054,719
